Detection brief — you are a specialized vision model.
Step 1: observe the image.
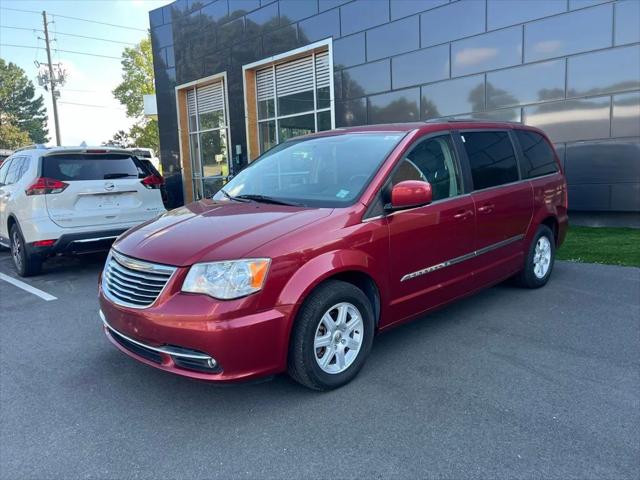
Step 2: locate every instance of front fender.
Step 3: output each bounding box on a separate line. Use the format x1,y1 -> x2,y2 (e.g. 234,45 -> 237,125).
277,249 -> 388,309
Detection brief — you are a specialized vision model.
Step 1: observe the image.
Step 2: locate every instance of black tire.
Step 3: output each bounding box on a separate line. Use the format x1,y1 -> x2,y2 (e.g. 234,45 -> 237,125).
288,280 -> 375,391
10,224 -> 42,277
515,224 -> 555,289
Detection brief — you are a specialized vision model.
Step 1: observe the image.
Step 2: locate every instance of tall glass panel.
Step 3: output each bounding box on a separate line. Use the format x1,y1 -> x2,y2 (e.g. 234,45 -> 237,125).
259,121 -> 277,152
200,130 -> 229,178
278,113 -> 315,142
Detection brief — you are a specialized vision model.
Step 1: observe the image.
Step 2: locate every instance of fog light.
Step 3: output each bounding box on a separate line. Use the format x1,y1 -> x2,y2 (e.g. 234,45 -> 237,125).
207,358 -> 217,369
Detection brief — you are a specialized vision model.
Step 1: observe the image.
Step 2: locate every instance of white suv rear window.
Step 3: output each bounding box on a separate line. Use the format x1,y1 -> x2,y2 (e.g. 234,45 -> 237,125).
42,154 -> 144,181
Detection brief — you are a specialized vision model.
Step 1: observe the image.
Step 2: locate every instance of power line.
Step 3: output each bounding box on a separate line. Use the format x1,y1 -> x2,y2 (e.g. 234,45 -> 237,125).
0,26 -> 137,45
59,101 -> 125,110
1,43 -> 122,60
51,13 -> 146,33
0,7 -> 147,32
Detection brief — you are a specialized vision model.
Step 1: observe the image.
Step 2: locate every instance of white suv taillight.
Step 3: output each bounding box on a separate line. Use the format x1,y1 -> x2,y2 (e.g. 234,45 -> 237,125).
25,177 -> 69,195
141,174 -> 164,189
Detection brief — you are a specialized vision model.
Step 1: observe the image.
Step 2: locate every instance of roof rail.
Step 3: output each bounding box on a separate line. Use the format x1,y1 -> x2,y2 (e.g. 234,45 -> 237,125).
14,144 -> 48,152
424,118 -> 522,125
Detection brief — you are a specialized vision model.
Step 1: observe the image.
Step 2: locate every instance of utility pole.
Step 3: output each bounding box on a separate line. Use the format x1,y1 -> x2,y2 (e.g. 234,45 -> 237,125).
42,11 -> 61,146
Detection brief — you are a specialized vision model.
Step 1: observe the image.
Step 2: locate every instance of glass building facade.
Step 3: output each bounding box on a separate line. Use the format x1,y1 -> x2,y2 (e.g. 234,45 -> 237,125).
150,0 -> 640,211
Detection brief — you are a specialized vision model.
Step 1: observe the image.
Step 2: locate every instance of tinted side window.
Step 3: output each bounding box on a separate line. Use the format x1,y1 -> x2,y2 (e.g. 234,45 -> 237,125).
461,131 -> 519,190
0,158 -> 13,184
42,154 -> 144,181
4,157 -> 25,185
392,135 -> 462,202
515,130 -> 558,178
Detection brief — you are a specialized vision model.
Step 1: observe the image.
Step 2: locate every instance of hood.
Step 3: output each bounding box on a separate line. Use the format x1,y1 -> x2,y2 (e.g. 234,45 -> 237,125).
113,199 -> 333,266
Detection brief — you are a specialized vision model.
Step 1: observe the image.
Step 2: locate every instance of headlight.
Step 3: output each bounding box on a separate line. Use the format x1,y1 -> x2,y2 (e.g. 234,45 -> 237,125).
182,258 -> 271,300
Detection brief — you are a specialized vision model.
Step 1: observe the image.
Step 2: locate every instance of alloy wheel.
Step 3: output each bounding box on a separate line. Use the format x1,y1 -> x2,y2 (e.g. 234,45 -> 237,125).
11,229 -> 23,271
314,302 -> 364,374
533,236 -> 551,279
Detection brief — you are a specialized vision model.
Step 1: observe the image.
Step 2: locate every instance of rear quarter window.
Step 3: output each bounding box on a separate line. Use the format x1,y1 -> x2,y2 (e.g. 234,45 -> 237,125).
461,131 -> 519,190
515,130 -> 559,178
42,154 -> 144,181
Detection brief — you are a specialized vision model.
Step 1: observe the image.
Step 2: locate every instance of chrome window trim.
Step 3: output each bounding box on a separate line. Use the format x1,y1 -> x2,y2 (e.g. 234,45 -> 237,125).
99,310 -> 213,360
400,234 -> 525,282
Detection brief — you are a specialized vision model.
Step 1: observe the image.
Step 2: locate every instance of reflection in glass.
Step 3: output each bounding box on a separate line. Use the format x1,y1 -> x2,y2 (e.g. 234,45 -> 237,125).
615,0 -> 640,46
297,9 -> 340,42
340,0 -> 389,36
258,98 -> 275,120
524,4 -> 613,62
366,16 -> 419,62
565,139 -> 640,186
278,113 -> 315,143
368,88 -> 420,124
317,86 -> 330,109
391,45 -> 449,90
333,33 -> 365,68
421,0 -> 485,47
259,121 -> 277,153
200,130 -> 229,178
567,45 -> 640,98
342,60 -> 390,99
391,0 -> 447,20
487,0 -> 565,30
523,96 -> 611,143
278,91 -> 315,116
202,177 -> 225,199
421,75 -> 485,118
335,98 -> 367,127
317,110 -> 332,131
612,92 -> 640,138
452,26 -> 522,77
199,109 -> 225,130
486,60 -> 565,109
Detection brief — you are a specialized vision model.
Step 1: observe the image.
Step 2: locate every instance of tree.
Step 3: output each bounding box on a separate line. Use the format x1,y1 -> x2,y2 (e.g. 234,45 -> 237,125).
0,113 -> 31,149
0,59 -> 49,144
111,35 -> 159,151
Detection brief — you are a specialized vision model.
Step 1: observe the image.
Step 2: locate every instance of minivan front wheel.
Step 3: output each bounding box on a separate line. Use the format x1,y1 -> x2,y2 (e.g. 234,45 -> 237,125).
10,225 -> 42,277
516,224 -> 555,288
288,280 -> 374,390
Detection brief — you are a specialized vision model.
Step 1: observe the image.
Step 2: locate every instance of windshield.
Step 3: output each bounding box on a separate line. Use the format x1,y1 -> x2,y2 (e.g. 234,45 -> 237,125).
42,154 -> 145,181
214,133 -> 405,207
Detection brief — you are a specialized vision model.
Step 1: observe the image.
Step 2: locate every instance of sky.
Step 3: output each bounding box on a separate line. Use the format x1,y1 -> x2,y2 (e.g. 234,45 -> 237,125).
0,0 -> 172,146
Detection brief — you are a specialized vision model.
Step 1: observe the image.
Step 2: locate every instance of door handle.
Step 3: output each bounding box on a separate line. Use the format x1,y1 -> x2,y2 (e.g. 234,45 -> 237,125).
453,209 -> 473,220
477,203 -> 494,214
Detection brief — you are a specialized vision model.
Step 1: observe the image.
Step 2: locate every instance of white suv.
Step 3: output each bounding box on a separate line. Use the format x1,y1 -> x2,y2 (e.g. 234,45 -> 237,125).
0,146 -> 166,276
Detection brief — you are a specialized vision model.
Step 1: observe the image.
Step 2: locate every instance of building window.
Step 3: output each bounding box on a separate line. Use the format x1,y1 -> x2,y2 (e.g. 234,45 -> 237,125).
244,40 -> 334,161
182,76 -> 230,200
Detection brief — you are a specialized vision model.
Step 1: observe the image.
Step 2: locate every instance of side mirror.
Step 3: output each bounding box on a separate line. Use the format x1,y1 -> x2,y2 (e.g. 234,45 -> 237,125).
386,180 -> 432,211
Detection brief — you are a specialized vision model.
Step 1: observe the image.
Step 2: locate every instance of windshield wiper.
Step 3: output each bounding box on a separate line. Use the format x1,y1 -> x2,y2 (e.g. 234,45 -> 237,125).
220,188 -> 250,202
235,194 -> 301,206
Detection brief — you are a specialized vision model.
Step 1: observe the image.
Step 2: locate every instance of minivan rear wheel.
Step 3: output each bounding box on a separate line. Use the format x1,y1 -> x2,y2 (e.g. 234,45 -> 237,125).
288,280 -> 375,390
10,224 -> 42,277
515,224 -> 555,289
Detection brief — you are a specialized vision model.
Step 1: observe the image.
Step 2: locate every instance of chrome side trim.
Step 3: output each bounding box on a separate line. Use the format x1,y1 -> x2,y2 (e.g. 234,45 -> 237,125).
99,310 -> 212,360
400,234 -> 525,282
72,236 -> 118,244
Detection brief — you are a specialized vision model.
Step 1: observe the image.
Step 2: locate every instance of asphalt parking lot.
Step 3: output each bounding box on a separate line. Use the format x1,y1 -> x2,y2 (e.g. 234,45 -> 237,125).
0,251 -> 638,479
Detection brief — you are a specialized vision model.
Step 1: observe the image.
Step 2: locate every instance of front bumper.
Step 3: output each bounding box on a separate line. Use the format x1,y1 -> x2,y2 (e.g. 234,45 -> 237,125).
99,288 -> 294,382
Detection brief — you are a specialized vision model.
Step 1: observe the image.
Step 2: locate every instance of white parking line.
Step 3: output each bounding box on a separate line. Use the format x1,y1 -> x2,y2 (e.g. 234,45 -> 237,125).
0,273 -> 58,301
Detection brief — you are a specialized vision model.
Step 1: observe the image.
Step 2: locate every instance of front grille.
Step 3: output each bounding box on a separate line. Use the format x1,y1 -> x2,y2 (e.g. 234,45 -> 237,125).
109,327 -> 163,364
102,250 -> 176,308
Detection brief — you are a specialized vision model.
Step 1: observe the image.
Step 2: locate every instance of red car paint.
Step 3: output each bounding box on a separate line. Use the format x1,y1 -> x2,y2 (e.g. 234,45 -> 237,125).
99,121 -> 568,383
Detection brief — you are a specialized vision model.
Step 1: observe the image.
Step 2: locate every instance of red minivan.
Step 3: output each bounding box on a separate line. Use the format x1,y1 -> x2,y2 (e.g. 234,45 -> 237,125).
99,121 -> 568,390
